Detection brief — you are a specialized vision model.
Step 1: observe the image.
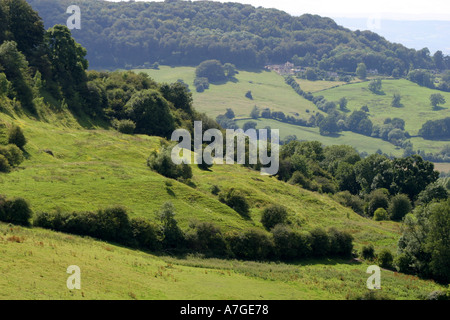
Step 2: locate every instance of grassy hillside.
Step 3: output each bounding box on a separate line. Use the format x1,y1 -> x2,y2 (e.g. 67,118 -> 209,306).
138,67 -> 449,158
136,66 -> 320,119
1,107 -> 404,250
0,223 -> 444,300
1,81 -> 447,300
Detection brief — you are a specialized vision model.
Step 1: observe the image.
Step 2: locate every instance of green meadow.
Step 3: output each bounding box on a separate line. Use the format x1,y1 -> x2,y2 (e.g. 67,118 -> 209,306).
137,67 -> 449,157
318,79 -> 450,135
0,223 -> 444,300
136,66 -> 319,119
235,118 -> 404,157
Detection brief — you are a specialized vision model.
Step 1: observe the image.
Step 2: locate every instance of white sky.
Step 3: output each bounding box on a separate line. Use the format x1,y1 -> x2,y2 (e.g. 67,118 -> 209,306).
106,0 -> 450,21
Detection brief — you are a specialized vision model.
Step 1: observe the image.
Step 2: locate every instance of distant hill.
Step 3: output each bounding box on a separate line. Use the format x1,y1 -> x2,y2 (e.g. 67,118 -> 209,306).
27,0 -> 448,74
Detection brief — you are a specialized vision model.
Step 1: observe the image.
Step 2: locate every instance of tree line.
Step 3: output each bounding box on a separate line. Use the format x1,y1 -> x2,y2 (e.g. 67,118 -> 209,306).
27,0 -> 448,75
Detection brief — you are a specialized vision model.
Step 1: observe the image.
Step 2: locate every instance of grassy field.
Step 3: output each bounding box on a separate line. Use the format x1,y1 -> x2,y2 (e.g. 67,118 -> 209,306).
318,79 -> 450,136
0,223 -> 444,300
136,66 -> 320,119
235,118 -> 404,157
295,79 -> 363,93
137,67 -> 449,156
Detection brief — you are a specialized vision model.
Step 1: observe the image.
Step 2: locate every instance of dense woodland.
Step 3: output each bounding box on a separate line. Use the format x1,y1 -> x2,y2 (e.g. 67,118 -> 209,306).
27,0 -> 449,74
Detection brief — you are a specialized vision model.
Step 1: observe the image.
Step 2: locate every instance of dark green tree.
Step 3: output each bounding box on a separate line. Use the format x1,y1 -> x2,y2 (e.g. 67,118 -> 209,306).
260,204 -> 288,230
356,63 -> 367,79
195,60 -> 225,82
125,89 -> 175,137
430,93 -> 446,109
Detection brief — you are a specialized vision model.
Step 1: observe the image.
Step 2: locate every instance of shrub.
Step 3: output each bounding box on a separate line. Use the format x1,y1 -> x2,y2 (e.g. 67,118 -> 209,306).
3,197 -> 33,226
367,189 -> 389,216
147,147 -> 193,180
310,228 -> 330,257
187,222 -> 228,257
361,244 -> 375,260
113,119 -> 136,134
395,253 -> 413,274
388,194 -> 412,221
227,229 -> 274,261
62,211 -> 99,236
218,188 -> 250,217
378,249 -> 394,269
8,125 -> 27,149
288,171 -> 311,189
328,228 -> 353,257
195,60 -> 225,82
96,206 -> 133,244
373,208 -> 388,221
0,154 -> 11,173
271,224 -> 311,260
194,77 -> 209,92
260,204 -> 288,230
210,185 -> 220,195
334,191 -> 364,215
0,144 -> 24,167
130,217 -> 161,251
159,202 -> 185,250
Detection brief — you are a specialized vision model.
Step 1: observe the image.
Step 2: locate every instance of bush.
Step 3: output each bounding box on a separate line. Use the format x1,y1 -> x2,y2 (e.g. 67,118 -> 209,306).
328,228 -> 353,257
130,217 -> 161,251
310,228 -> 330,257
0,144 -> 24,167
361,244 -> 375,260
187,222 -> 228,257
113,119 -> 136,134
159,202 -> 185,250
194,77 -> 209,92
96,206 -> 133,244
195,60 -> 225,82
367,189 -> 389,216
2,197 -> 33,226
388,194 -> 412,221
334,191 -> 364,215
271,224 -> 312,260
227,229 -> 274,260
210,185 -> 220,195
260,204 -> 288,230
378,249 -> 394,269
395,253 -> 413,274
0,154 -> 11,173
8,125 -> 27,149
218,188 -> 250,217
147,147 -> 193,180
373,208 -> 388,221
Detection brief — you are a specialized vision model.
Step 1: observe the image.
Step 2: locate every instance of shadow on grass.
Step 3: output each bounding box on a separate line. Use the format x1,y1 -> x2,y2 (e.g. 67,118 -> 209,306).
432,106 -> 448,111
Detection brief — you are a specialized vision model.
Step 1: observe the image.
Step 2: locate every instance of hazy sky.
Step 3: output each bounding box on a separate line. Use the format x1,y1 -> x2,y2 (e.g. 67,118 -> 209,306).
106,0 -> 450,21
